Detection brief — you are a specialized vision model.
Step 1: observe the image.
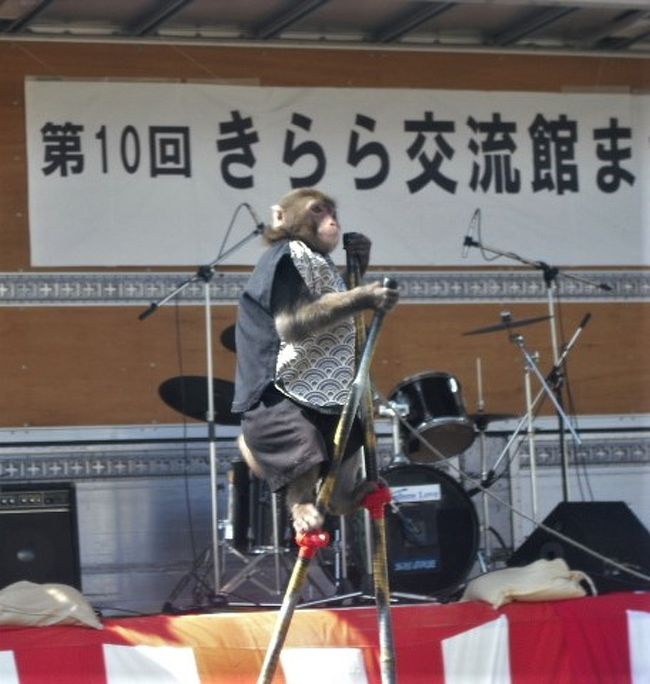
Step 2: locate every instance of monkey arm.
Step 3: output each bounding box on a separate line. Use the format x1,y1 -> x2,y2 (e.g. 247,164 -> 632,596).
275,282 -> 395,343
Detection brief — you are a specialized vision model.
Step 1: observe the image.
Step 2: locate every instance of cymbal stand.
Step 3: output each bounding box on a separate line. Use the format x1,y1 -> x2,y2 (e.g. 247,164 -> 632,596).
473,357 -> 492,571
139,205 -> 264,607
510,332 -> 581,528
523,346 -> 539,521
488,313 -> 591,488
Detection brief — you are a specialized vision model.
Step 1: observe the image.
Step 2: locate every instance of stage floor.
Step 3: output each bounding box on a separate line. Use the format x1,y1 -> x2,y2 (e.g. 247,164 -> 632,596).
0,591 -> 648,682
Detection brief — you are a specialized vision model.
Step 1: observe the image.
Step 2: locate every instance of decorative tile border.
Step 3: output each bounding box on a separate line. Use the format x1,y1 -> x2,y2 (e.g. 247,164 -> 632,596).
0,269 -> 647,306
0,438 -> 394,482
0,431 -> 647,483
529,436 -> 650,468
0,442 -> 229,481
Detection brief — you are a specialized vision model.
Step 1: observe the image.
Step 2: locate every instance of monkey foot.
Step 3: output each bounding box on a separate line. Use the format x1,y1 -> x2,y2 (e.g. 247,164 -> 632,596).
291,503 -> 324,534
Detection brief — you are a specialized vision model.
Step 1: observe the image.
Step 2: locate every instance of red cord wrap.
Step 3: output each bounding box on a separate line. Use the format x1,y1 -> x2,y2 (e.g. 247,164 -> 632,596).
362,484 -> 392,519
295,530 -> 331,559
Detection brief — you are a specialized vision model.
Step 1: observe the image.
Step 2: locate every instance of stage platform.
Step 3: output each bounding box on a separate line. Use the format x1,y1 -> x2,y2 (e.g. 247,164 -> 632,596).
0,591 -> 648,683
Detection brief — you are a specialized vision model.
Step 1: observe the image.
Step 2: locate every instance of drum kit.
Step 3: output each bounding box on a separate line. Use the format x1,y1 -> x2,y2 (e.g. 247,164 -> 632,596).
377,363 -> 521,599
159,311 -> 573,606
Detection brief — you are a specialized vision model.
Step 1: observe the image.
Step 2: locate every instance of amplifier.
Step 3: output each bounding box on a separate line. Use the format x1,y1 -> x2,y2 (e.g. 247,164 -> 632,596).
0,484 -> 81,589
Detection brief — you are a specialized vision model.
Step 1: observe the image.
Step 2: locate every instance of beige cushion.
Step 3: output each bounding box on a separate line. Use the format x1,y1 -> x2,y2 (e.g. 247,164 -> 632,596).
461,558 -> 596,609
0,581 -> 102,629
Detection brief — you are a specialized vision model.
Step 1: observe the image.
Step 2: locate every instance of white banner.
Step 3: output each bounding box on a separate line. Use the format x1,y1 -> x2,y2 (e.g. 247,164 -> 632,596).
24,79 -> 650,267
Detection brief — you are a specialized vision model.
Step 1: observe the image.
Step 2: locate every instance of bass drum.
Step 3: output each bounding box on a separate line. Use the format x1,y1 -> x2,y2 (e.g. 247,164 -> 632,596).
382,463 -> 479,598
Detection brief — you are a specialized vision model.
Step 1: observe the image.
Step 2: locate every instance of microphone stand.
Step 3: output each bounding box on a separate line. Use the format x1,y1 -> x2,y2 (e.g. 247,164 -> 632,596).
139,215 -> 264,605
464,236 -> 609,501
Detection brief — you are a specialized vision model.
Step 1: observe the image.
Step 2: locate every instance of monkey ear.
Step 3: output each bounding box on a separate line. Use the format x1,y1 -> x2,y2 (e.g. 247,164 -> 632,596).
270,204 -> 284,228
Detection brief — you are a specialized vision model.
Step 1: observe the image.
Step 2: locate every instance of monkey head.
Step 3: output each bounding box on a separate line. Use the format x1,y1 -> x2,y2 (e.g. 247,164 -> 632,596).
264,188 -> 340,255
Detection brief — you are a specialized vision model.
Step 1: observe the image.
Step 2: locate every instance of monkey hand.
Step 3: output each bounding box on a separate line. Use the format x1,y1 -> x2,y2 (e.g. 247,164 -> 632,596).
363,280 -> 399,312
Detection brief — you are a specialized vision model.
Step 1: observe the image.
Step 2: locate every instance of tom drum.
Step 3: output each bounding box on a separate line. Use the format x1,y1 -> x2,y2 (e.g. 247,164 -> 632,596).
388,371 -> 475,462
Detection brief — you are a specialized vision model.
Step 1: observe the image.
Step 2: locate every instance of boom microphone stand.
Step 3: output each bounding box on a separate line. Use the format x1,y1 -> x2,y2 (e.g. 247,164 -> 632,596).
463,231 -> 610,500
139,204 -> 264,603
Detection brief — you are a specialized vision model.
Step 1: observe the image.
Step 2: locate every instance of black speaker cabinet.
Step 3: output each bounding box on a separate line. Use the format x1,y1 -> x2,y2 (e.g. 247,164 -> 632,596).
0,484 -> 81,589
508,501 -> 650,594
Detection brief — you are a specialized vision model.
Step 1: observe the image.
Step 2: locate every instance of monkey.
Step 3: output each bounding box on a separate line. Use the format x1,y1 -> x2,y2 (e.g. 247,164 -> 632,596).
232,187 -> 399,535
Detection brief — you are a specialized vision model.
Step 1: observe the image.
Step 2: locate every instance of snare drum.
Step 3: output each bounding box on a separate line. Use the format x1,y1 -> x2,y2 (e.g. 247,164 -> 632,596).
382,463 -> 479,597
388,371 -> 475,461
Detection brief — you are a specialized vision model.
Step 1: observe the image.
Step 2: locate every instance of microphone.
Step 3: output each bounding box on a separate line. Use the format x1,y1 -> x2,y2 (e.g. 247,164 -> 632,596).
243,203 -> 266,234
462,209 -> 480,258
579,312 -> 592,329
342,232 -> 360,249
390,503 -> 427,545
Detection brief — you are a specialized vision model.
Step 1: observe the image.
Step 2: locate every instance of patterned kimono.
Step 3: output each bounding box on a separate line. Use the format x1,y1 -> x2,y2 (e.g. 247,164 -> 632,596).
275,240 -> 356,413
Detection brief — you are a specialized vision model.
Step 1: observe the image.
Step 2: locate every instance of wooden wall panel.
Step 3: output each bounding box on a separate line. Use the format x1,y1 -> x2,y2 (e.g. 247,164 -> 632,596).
0,305 -> 238,427
0,41 -> 648,427
0,300 -> 646,427
373,301 -> 650,417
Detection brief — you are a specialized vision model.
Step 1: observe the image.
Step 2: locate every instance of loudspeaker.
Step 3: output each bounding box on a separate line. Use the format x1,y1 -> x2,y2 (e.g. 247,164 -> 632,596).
508,501 -> 650,594
0,484 -> 81,589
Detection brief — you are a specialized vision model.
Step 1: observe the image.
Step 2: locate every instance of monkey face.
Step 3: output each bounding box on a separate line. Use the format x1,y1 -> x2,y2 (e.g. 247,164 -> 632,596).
308,198 -> 340,254
265,188 -> 340,252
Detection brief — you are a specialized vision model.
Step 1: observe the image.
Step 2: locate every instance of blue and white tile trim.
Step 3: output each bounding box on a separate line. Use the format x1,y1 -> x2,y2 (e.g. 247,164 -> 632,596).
0,269 -> 647,306
0,418 -> 647,483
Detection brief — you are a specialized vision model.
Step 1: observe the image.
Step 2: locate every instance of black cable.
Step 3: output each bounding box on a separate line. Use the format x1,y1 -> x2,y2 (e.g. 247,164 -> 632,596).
489,526 -> 508,550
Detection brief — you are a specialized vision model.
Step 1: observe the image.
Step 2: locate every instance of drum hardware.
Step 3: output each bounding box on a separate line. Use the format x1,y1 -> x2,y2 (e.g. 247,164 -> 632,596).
486,328 -> 585,546
468,412 -> 517,430
376,401 -> 411,465
221,486 -> 295,600
462,312 -> 551,336
387,371 -> 475,463
482,313 -> 591,494
143,206 -> 265,611
460,357 -> 516,572
474,356 -> 492,571
224,465 -> 332,602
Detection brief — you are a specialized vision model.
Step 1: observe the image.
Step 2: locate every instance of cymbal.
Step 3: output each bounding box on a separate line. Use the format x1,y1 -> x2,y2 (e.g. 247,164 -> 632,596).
220,325 -> 236,353
463,314 -> 551,336
469,412 -> 516,430
159,375 -> 240,425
